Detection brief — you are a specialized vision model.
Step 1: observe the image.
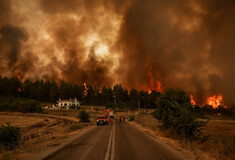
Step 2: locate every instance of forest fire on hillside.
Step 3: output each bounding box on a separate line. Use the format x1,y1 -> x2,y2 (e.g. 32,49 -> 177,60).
84,83 -> 88,96
148,69 -> 162,94
190,94 -> 226,108
206,95 -> 225,108
0,0 -> 234,105
190,95 -> 196,106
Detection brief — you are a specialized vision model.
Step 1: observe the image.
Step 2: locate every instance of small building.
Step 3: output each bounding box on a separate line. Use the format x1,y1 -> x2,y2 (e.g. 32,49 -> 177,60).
57,98 -> 81,109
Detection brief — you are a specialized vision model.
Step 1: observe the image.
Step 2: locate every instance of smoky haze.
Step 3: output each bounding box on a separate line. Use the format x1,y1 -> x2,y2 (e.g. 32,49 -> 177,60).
0,0 -> 234,104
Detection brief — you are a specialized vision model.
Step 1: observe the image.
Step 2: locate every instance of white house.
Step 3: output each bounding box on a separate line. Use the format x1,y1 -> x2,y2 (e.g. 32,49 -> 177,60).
57,98 -> 81,109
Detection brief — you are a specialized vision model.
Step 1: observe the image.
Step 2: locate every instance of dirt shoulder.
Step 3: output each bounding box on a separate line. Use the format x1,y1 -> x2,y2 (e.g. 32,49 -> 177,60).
0,111 -> 97,160
126,113 -> 235,160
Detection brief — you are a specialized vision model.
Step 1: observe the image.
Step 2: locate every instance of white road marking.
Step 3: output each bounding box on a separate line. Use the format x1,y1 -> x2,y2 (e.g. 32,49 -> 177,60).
111,120 -> 115,160
104,120 -> 114,160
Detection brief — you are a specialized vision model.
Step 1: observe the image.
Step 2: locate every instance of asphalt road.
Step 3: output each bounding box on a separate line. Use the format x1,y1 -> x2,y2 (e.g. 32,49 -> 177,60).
45,119 -> 189,160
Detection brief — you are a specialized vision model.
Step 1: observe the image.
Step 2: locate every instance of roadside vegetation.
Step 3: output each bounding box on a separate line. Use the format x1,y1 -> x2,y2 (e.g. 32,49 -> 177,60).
78,110 -> 90,123
0,96 -> 42,113
152,89 -> 207,142
129,115 -> 135,121
68,124 -> 84,132
0,123 -> 21,150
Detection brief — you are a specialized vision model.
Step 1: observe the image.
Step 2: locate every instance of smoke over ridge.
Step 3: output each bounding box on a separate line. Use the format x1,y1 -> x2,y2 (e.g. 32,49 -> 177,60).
0,0 -> 235,104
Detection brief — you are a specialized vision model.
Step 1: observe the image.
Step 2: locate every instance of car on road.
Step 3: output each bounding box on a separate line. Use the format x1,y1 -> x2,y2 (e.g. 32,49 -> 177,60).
96,116 -> 108,125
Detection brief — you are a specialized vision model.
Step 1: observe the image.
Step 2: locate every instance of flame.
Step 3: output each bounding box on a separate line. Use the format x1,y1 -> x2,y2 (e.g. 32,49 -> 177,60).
190,94 -> 196,105
206,94 -> 224,108
148,69 -> 154,90
17,74 -> 21,80
17,74 -> 22,93
156,81 -> 162,92
147,68 -> 162,94
83,83 -> 88,96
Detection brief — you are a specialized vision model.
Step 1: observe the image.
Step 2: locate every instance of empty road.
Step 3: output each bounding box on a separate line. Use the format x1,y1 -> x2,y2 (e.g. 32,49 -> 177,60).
45,119 -> 189,160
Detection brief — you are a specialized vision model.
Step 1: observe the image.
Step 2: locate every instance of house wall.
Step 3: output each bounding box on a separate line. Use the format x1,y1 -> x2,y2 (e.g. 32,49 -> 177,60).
57,99 -> 80,109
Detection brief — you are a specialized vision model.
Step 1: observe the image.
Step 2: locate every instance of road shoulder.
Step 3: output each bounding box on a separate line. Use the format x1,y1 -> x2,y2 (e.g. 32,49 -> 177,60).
27,125 -> 96,160
128,121 -> 194,160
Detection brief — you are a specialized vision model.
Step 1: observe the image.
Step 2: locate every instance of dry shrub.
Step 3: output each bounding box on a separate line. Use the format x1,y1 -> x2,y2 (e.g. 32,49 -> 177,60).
68,124 -> 84,132
195,134 -> 235,159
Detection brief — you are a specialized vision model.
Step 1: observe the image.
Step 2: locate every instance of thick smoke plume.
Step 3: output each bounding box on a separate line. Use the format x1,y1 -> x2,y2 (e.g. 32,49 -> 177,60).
0,0 -> 234,104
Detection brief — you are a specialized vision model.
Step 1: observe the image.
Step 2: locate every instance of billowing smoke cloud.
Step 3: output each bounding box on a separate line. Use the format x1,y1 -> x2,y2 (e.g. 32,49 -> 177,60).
0,0 -> 234,104
116,0 -> 235,104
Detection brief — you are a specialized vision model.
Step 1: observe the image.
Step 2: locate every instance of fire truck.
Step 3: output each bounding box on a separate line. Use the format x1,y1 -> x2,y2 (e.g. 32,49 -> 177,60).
104,110 -> 114,118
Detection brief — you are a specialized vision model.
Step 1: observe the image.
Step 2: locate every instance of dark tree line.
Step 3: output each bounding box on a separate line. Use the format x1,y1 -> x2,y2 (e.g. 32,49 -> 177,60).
0,76 -> 161,109
1,76 -> 234,114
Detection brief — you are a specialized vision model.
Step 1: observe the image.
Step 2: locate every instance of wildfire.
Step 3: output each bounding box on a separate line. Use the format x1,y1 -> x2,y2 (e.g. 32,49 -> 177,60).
190,95 -> 196,106
147,68 -> 162,94
17,74 -> 21,80
17,74 -> 22,93
206,94 -> 224,108
84,83 -> 88,96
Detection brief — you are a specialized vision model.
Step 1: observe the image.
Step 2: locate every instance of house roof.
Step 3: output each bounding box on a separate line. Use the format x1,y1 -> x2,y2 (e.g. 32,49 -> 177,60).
57,100 -> 73,102
57,99 -> 81,103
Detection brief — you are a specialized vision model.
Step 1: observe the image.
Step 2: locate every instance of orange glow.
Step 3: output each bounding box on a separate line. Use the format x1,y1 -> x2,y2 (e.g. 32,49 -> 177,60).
84,83 -> 88,96
206,95 -> 224,108
190,94 -> 196,106
17,74 -> 21,80
147,68 -> 162,94
156,81 -> 162,92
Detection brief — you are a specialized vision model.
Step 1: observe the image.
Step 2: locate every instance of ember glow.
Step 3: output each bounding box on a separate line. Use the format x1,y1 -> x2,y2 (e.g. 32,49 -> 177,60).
190,95 -> 196,106
84,83 -> 88,96
0,0 -> 235,104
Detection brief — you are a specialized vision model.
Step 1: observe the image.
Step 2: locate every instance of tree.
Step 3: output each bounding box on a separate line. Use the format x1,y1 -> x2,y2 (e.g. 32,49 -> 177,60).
37,80 -> 50,101
73,85 -> 84,101
22,79 -> 32,98
0,123 -> 21,150
59,81 -> 73,99
152,89 -> 207,141
82,84 -> 95,105
127,89 -> 139,109
78,110 -> 90,122
49,82 -> 58,102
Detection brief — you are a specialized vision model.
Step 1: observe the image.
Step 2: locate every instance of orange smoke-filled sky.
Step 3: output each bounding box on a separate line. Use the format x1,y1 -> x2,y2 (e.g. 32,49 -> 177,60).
0,0 -> 235,104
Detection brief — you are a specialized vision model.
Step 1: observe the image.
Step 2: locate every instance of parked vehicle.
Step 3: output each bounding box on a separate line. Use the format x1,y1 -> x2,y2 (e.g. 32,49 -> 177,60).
96,116 -> 108,125
109,111 -> 114,118
106,116 -> 111,123
104,110 -> 114,118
